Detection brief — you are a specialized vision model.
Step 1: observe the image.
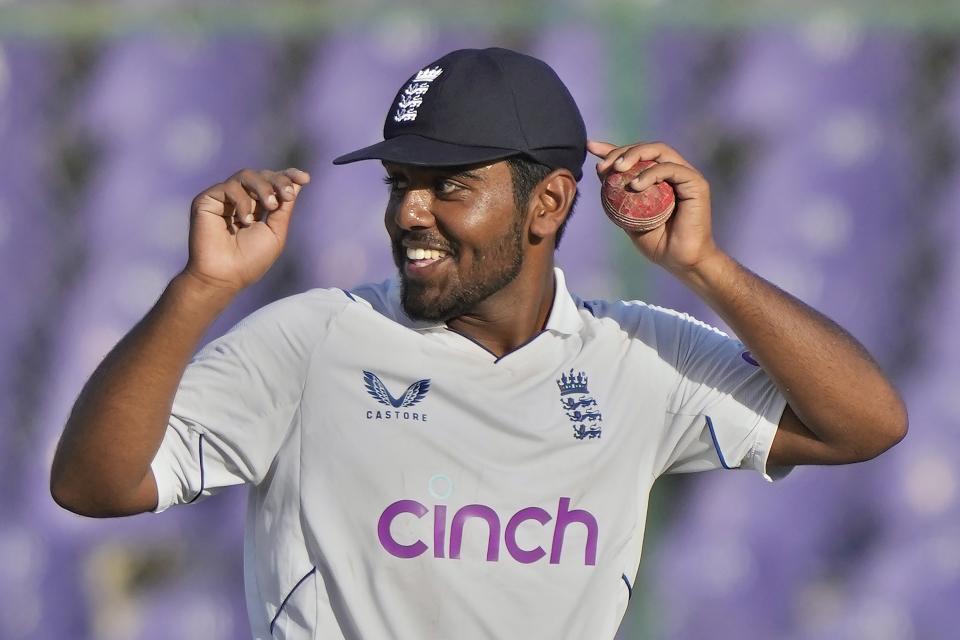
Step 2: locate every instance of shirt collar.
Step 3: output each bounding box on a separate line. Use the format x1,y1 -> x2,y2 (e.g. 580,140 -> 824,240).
543,267 -> 584,336
384,267 -> 583,336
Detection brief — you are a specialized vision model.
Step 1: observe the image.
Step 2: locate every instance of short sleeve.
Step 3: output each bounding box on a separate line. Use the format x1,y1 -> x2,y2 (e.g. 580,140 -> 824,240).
150,289 -> 349,512
652,309 -> 790,482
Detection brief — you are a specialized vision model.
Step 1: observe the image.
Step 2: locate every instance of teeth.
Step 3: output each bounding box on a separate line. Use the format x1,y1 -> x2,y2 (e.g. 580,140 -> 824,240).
405,247 -> 448,261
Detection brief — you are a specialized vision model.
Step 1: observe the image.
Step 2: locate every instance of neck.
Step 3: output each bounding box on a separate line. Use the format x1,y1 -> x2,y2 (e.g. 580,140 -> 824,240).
446,261 -> 556,358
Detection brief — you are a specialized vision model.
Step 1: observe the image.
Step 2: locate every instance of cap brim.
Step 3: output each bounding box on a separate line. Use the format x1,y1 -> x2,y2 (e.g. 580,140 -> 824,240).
332,134 -> 522,167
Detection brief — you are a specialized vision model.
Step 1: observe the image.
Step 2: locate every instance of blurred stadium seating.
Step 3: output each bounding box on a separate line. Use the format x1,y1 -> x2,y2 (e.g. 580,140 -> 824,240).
2,2 -> 958,638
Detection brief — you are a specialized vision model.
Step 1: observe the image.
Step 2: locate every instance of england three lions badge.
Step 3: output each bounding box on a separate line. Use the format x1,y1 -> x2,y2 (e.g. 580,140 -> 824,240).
556,369 -> 603,440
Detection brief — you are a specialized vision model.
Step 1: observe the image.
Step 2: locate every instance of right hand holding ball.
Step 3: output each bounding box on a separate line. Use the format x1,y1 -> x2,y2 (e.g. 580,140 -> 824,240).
588,139 -> 719,277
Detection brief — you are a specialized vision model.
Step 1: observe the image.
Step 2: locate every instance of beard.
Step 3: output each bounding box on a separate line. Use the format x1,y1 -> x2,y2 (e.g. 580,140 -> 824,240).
393,213 -> 525,322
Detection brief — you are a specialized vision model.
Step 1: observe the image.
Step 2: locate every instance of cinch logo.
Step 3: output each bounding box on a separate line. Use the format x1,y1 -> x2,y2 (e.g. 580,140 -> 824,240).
377,497 -> 598,566
364,371 -> 429,422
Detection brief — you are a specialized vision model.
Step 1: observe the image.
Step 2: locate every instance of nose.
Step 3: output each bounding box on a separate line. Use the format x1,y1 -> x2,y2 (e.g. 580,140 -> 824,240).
393,188 -> 435,230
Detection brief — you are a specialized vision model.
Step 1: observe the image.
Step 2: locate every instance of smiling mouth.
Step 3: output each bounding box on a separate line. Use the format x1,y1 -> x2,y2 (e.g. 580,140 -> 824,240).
404,246 -> 450,274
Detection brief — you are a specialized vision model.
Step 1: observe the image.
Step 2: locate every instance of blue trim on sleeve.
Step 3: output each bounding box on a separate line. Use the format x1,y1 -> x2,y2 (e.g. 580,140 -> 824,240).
582,301 -> 598,317
621,574 -> 633,600
185,433 -> 206,504
705,416 -> 733,470
339,288 -> 357,302
270,567 -> 317,635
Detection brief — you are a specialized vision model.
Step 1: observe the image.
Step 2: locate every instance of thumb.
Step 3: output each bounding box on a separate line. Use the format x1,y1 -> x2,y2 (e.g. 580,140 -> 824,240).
587,139 -> 617,158
264,182 -> 304,238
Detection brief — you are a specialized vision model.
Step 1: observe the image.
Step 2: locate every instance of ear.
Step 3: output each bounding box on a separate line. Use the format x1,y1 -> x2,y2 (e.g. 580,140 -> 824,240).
527,169 -> 577,242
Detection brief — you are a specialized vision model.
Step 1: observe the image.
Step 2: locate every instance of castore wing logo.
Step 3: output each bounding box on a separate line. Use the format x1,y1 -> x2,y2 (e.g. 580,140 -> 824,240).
363,371 -> 431,408
556,369 -> 602,440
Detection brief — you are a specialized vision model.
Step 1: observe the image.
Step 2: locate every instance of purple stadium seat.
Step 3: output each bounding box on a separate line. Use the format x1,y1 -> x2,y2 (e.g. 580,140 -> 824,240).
0,42 -> 59,488
646,29 -> 917,639
531,26 -> 616,298
29,37 -> 284,639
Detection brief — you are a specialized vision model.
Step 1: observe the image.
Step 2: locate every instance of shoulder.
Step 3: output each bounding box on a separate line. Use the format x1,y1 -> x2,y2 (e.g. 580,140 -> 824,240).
347,278 -> 394,314
575,295 -> 734,369
234,287 -> 359,328
578,296 -> 727,340
220,287 -> 375,352
238,278 -> 414,337
207,285 -> 390,363
347,277 -> 431,328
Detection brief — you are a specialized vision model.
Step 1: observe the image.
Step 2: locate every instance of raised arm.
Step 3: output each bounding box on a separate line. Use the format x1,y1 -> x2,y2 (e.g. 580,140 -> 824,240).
588,140 -> 907,467
50,168 -> 310,517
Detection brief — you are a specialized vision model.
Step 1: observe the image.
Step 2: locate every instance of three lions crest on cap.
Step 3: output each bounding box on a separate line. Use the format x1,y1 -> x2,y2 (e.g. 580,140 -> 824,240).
393,67 -> 443,123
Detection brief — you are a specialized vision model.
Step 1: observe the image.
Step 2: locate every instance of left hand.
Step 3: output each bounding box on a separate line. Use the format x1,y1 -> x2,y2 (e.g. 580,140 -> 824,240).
588,140 -> 719,277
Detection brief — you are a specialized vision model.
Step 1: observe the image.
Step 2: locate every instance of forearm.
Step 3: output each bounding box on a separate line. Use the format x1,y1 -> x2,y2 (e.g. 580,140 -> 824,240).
679,250 -> 908,461
51,271 -> 237,516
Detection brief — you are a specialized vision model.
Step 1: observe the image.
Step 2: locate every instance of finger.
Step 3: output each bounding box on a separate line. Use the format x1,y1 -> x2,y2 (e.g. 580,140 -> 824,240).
282,167 -> 311,185
587,139 -> 617,158
626,161 -> 705,196
192,184 -> 230,217
262,172 -> 309,238
265,171 -> 297,202
235,170 -> 281,213
594,145 -> 635,177
263,188 -> 299,238
615,142 -> 695,172
273,168 -> 310,207
223,181 -> 257,227
192,184 -> 242,234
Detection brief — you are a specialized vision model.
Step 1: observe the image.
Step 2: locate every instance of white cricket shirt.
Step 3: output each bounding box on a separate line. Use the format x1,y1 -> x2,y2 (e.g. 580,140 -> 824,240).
151,268 -> 788,639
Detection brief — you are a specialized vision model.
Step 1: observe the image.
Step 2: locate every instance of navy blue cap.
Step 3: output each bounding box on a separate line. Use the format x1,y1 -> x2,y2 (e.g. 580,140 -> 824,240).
332,47 -> 587,181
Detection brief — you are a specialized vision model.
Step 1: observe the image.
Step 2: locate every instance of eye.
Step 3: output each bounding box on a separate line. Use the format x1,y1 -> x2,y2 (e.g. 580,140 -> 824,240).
382,175 -> 407,192
433,178 -> 461,196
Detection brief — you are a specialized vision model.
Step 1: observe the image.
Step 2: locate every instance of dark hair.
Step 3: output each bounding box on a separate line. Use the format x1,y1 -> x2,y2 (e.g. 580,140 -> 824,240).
506,156 -> 579,248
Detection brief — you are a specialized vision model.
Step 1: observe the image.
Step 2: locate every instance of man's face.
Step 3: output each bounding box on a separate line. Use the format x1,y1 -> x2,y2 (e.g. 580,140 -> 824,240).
383,160 -> 526,322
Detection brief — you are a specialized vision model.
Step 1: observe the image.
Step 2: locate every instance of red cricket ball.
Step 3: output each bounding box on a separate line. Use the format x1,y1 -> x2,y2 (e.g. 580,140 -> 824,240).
600,160 -> 676,233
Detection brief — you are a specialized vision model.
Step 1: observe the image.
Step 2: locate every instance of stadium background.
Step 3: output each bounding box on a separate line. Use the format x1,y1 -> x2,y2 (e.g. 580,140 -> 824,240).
2,1 -> 959,638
